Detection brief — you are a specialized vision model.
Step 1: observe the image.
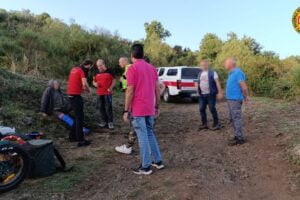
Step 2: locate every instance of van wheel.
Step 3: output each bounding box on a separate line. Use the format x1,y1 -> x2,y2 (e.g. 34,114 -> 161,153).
163,88 -> 172,102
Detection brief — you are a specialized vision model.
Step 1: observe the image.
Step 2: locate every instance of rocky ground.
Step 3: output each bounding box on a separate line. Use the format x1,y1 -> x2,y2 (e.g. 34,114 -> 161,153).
2,97 -> 300,200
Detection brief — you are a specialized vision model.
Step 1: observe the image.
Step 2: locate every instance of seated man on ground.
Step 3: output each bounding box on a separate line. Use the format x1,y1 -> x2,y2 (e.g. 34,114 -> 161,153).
40,80 -> 89,141
41,80 -> 71,116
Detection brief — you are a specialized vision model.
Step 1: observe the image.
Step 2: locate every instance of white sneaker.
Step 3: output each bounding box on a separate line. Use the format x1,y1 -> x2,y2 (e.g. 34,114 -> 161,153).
151,161 -> 165,169
115,144 -> 132,154
98,122 -> 107,128
108,122 -> 114,130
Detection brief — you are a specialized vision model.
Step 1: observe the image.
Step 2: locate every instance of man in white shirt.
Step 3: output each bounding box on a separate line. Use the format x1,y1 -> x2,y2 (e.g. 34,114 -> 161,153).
196,60 -> 223,130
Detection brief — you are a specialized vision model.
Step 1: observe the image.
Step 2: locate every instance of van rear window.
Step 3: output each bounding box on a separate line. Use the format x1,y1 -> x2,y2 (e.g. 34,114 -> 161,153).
181,68 -> 200,79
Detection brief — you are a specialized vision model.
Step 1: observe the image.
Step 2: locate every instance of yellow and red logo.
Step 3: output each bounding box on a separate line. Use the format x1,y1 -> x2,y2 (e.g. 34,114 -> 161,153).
292,7 -> 300,33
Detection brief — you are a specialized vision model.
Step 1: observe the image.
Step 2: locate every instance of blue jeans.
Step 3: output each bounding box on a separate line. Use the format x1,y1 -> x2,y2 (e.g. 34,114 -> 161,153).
132,116 -> 162,168
199,94 -> 219,126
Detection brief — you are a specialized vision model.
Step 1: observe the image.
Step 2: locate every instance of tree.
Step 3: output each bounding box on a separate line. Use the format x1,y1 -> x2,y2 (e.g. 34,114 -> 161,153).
242,36 -> 262,55
198,33 -> 223,64
144,33 -> 175,66
215,34 -> 254,68
144,21 -> 175,66
144,21 -> 171,41
227,32 -> 238,41
171,46 -> 197,66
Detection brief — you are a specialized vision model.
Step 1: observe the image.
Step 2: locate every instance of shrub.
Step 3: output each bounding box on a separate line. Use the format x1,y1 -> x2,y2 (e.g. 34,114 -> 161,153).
270,78 -> 294,99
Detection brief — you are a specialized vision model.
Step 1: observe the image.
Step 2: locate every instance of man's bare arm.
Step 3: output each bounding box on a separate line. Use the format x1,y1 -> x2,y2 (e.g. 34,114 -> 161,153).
109,79 -> 116,91
195,82 -> 200,96
82,78 -> 90,93
215,79 -> 223,99
215,79 -> 223,94
159,83 -> 166,96
93,78 -> 98,88
240,81 -> 249,100
155,81 -> 161,107
124,85 -> 134,111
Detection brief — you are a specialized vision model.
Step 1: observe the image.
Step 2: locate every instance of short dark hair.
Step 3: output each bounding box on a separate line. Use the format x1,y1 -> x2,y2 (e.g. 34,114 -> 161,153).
82,59 -> 94,66
131,44 -> 144,59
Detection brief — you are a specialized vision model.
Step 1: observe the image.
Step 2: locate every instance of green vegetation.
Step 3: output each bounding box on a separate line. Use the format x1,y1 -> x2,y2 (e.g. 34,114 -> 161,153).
0,67 -> 123,136
0,9 -> 131,78
143,21 -> 197,67
0,10 -> 197,78
0,69 -> 47,131
1,9 -> 300,100
0,68 -> 122,194
198,32 -> 300,99
1,8 -> 300,197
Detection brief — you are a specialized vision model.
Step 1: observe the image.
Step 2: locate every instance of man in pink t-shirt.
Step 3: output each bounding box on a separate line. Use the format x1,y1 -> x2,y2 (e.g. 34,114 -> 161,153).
123,44 -> 164,175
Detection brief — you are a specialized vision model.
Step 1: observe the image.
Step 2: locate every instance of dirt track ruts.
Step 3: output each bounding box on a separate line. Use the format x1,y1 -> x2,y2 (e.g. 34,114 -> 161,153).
68,99 -> 300,200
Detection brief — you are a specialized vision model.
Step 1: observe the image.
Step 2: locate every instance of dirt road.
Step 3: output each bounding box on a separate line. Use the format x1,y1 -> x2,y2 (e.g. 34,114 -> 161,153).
68,99 -> 300,200
2,98 -> 300,200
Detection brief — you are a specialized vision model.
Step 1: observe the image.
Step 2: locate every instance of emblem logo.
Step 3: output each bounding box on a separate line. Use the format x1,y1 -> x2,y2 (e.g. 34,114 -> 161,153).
292,7 -> 300,33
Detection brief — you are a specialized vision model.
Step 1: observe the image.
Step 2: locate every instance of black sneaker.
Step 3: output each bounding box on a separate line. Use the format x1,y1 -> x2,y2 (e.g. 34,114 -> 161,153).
236,139 -> 245,145
228,137 -> 238,145
228,137 -> 245,146
152,161 -> 165,169
199,124 -> 208,130
211,124 -> 221,131
77,140 -> 91,147
133,165 -> 152,175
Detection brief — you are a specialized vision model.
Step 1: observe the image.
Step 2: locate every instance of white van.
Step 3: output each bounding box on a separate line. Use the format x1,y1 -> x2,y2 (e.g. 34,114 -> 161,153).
157,66 -> 200,102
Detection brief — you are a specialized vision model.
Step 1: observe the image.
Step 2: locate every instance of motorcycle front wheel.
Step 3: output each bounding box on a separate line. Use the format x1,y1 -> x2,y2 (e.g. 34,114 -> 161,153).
0,142 -> 30,193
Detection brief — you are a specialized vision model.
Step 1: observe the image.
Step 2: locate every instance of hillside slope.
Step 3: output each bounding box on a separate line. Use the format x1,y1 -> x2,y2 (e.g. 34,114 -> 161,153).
0,69 -> 100,138
0,69 -> 47,131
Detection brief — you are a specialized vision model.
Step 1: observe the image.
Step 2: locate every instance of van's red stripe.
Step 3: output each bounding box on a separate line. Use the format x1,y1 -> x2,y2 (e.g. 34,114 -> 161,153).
163,81 -> 195,87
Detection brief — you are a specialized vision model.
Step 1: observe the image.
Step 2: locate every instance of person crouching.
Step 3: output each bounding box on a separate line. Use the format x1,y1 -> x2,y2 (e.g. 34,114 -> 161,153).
93,59 -> 116,130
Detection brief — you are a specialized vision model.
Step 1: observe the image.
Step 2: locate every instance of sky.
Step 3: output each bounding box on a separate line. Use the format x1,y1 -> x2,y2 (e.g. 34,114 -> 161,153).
1,0 -> 300,58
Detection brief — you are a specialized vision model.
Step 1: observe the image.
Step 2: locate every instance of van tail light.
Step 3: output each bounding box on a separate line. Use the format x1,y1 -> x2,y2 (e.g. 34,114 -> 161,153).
177,80 -> 182,90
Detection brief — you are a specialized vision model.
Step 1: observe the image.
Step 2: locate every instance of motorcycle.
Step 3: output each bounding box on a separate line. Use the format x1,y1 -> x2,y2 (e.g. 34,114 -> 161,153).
0,141 -> 30,193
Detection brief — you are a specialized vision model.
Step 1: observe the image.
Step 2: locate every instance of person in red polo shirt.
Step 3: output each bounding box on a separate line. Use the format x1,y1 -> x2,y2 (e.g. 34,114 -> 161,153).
67,59 -> 93,147
93,59 -> 116,130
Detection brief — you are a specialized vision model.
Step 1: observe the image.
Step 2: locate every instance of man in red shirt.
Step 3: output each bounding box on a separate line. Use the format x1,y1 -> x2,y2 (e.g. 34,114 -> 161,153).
93,59 -> 116,129
67,59 -> 93,147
